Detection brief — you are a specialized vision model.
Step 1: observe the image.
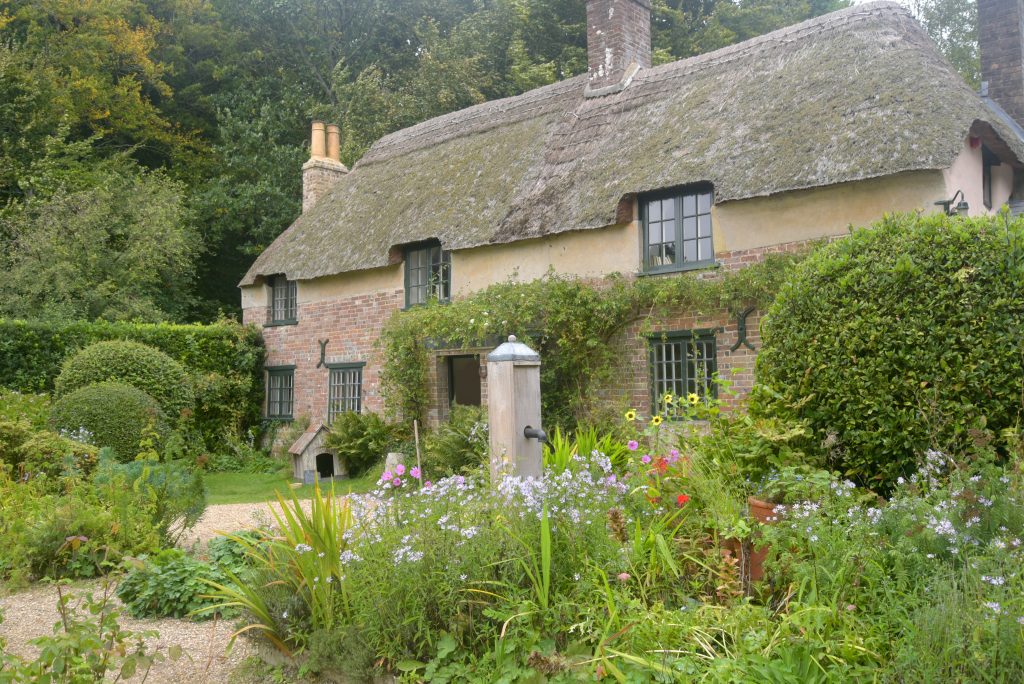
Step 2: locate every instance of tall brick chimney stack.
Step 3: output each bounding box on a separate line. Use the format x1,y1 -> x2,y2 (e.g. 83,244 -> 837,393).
979,0 -> 1024,124
302,120 -> 348,213
585,0 -> 652,96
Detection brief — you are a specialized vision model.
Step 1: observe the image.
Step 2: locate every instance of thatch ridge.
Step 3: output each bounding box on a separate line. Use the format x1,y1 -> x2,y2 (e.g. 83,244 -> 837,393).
241,1 -> 1024,286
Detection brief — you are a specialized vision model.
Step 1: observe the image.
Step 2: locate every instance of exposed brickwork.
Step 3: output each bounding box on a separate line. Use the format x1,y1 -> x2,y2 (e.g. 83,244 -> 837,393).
243,289 -> 404,423
586,0 -> 652,91
301,158 -> 347,213
980,0 -> 1024,124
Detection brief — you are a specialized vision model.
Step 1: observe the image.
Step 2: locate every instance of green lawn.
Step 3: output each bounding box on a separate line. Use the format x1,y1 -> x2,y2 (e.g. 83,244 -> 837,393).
204,469 -> 381,505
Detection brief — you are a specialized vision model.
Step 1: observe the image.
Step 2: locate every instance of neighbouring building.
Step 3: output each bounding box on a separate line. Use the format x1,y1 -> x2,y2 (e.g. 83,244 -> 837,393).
241,0 -> 1024,478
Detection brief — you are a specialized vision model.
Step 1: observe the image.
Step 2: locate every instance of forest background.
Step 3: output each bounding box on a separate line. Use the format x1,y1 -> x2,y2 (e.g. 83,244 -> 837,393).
0,0 -> 976,322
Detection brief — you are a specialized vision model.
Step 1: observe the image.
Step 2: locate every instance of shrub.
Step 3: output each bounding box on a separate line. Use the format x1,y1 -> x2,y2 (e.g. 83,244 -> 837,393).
421,404 -> 488,477
754,212 -> 1024,488
16,430 -> 100,483
92,456 -> 206,546
50,381 -> 169,461
55,340 -> 194,420
324,412 -> 404,477
117,549 -> 225,619
0,389 -> 49,428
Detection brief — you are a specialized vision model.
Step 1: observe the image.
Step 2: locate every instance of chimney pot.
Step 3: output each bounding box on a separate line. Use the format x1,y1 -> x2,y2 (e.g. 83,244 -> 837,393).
310,121 -> 327,159
585,0 -> 652,96
326,123 -> 341,162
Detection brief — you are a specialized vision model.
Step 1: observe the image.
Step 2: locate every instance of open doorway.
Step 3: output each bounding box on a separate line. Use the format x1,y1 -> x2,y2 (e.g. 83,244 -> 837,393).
448,355 -> 482,407
315,453 -> 335,479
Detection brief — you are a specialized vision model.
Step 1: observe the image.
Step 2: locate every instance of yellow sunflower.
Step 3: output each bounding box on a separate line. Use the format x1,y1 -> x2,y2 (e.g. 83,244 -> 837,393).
687,392 -> 700,406
662,393 -> 674,405
651,415 -> 663,426
624,409 -> 637,421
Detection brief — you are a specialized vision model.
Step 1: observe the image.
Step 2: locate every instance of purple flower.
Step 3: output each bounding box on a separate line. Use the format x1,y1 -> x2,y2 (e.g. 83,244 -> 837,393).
392,477 -> 403,488
424,480 -> 432,488
395,463 -> 406,476
641,454 -> 652,464
627,440 -> 639,451
381,470 -> 393,481
411,466 -> 421,479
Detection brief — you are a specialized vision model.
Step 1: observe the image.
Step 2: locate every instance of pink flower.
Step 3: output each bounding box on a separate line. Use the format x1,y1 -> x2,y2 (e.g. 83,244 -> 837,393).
627,440 -> 639,451
381,470 -> 393,481
668,449 -> 680,463
395,463 -> 406,476
424,481 -> 432,488
641,454 -> 651,464
392,477 -> 402,488
411,466 -> 421,479
617,572 -> 631,583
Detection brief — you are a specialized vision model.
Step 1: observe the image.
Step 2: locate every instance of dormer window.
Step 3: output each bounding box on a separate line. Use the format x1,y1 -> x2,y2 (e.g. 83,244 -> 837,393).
642,187 -> 715,273
405,242 -> 451,307
269,275 -> 297,324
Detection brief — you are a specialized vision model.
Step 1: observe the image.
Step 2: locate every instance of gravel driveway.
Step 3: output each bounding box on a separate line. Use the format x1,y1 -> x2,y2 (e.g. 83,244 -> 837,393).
0,581 -> 255,683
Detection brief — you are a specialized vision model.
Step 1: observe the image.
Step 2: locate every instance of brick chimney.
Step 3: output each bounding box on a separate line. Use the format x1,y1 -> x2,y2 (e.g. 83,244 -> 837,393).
302,121 -> 348,213
585,0 -> 652,96
979,0 -> 1024,124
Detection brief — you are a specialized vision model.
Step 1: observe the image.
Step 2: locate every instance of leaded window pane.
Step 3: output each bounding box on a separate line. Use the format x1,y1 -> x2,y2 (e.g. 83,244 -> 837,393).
267,369 -> 294,419
328,366 -> 363,423
270,277 -> 297,322
644,189 -> 714,271
650,334 -> 717,417
406,244 -> 451,306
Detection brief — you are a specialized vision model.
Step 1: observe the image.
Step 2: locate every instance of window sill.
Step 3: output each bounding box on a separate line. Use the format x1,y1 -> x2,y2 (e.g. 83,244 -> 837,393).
264,320 -> 298,328
402,299 -> 451,312
638,260 -> 720,277
264,416 -> 294,422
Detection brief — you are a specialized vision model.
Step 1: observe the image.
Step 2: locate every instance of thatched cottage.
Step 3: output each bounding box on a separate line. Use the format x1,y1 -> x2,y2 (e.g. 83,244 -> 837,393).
241,0 -> 1024,476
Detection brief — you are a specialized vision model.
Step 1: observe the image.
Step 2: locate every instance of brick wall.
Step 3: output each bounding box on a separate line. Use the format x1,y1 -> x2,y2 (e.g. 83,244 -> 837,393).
980,0 -> 1024,125
301,159 -> 347,213
586,0 -> 652,91
243,288 -> 403,423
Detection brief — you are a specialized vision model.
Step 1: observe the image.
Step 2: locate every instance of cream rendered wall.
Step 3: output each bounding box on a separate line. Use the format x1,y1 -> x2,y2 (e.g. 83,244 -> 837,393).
240,265 -> 404,310
942,137 -> 1015,214
451,222 -> 640,295
714,170 -> 947,252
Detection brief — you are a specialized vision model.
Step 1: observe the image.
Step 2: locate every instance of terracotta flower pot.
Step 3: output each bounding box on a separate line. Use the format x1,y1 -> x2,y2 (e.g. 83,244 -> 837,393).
747,496 -> 778,582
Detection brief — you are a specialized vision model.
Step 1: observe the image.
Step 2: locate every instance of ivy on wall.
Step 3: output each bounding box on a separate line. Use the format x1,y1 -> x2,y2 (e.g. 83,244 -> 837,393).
378,249 -> 810,428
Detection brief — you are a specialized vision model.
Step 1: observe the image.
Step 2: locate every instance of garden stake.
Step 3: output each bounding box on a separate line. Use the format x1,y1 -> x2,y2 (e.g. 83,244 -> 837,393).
414,419 -> 423,488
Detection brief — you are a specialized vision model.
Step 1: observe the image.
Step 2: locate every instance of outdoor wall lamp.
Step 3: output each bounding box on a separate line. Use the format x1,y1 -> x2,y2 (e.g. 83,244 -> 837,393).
934,189 -> 970,216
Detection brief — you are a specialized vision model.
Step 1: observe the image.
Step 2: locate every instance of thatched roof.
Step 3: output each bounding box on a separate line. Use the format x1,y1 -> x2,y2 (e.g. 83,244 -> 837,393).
241,1 -> 1024,286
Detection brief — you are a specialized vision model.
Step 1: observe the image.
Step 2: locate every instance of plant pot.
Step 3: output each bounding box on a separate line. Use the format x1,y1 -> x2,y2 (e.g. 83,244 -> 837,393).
746,496 -> 778,582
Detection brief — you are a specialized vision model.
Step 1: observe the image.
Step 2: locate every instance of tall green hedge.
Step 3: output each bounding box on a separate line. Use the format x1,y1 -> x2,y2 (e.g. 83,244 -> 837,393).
0,319 -> 264,446
753,212 -> 1024,487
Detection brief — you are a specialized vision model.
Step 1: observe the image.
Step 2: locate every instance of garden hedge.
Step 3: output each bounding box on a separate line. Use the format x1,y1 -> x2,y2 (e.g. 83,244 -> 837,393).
0,318 -> 264,445
55,341 -> 194,419
50,382 -> 170,461
753,212 -> 1024,487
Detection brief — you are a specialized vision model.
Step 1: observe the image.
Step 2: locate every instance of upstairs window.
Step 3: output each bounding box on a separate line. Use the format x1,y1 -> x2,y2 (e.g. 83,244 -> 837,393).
649,331 -> 717,417
270,275 -> 297,324
405,242 -> 451,307
266,366 -> 295,420
642,188 -> 714,273
327,363 -> 364,423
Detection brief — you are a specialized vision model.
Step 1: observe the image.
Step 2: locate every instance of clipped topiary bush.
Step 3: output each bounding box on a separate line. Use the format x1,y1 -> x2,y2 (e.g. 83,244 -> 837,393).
753,212 -> 1024,488
50,382 -> 169,461
55,341 -> 194,420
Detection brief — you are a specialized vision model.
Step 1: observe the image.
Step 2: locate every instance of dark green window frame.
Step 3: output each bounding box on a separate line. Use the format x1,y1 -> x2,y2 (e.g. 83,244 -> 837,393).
648,330 -> 718,418
983,145 -> 999,210
405,242 -> 451,308
327,362 -> 365,423
268,275 -> 297,325
641,186 -> 715,274
266,365 -> 295,420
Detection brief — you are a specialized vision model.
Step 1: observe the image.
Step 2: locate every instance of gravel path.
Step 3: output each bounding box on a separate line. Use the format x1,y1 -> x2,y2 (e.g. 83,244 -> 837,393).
181,501 -> 279,548
0,581 -> 255,683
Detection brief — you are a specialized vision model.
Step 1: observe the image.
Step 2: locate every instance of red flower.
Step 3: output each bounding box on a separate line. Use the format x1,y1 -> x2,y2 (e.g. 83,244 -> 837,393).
676,494 -> 690,508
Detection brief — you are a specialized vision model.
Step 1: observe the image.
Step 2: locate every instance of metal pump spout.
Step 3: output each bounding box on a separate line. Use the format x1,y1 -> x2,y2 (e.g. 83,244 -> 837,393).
523,425 -> 547,443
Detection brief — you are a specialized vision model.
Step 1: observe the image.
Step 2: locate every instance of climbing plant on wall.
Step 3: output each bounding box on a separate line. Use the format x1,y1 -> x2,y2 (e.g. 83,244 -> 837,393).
378,249 -> 810,429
